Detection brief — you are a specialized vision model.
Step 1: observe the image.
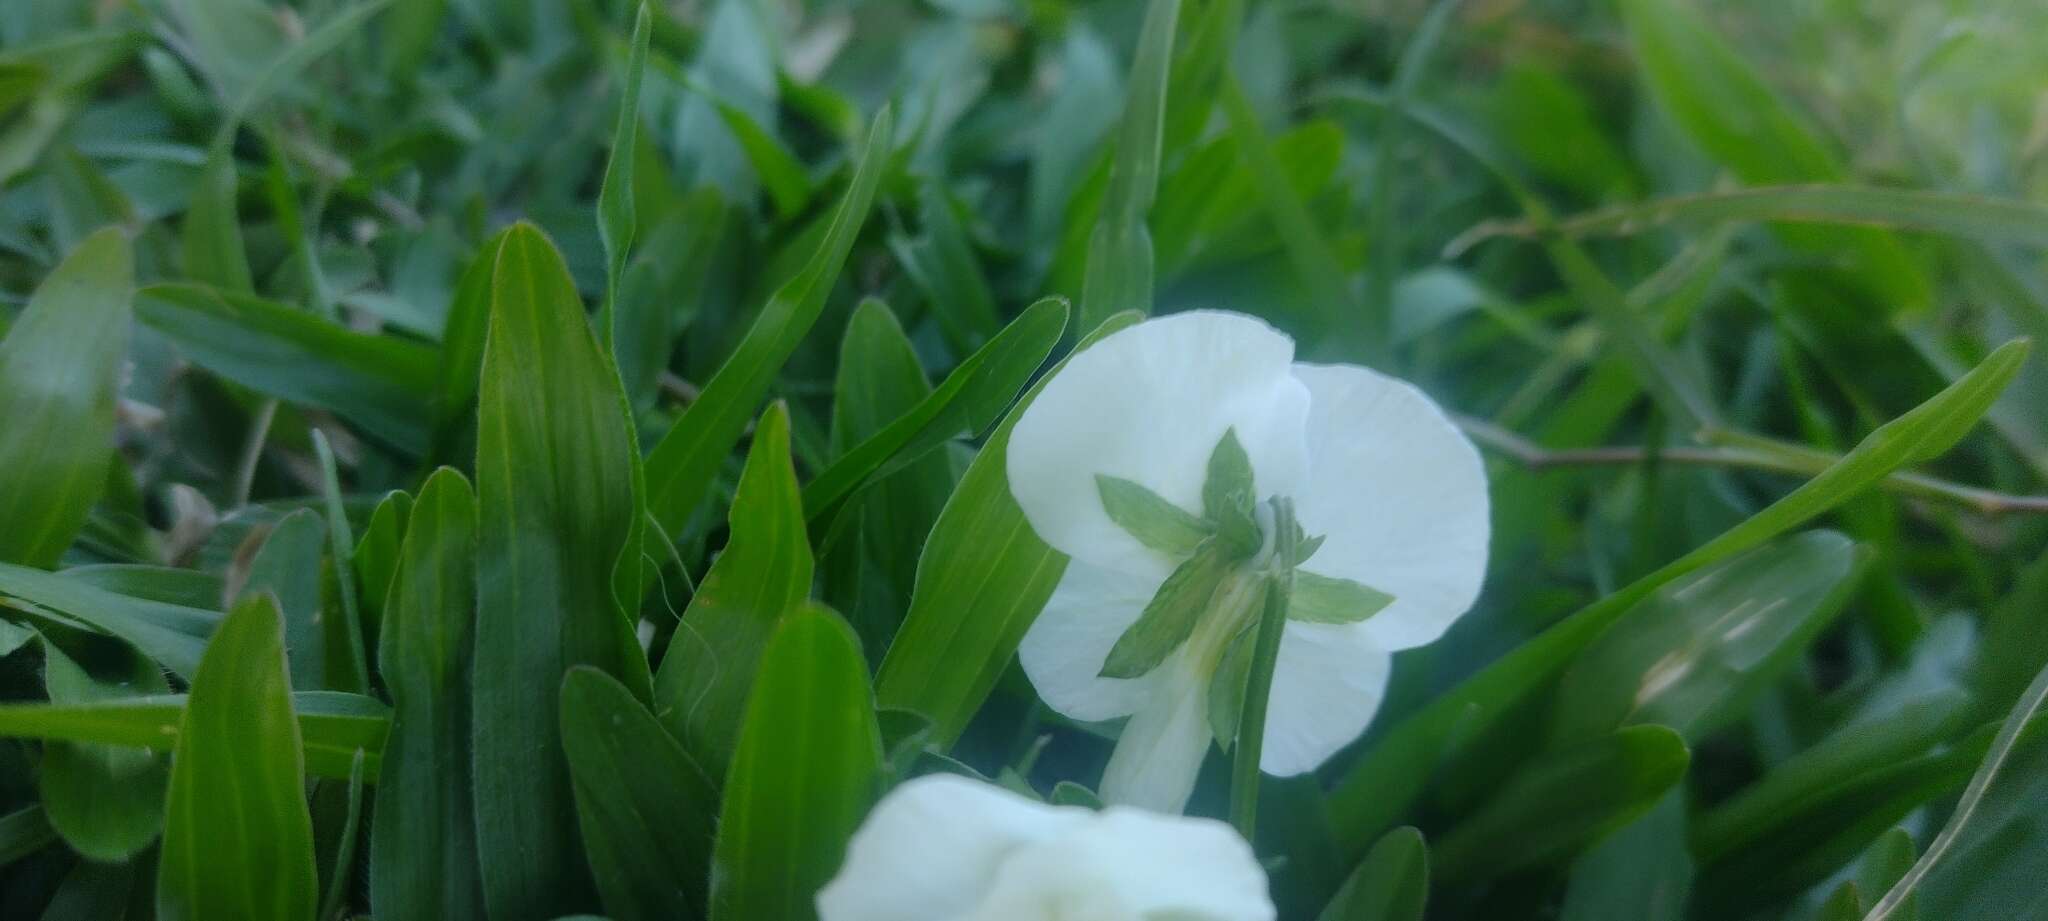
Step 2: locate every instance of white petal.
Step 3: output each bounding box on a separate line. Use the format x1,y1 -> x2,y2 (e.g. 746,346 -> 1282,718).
1259,622 -> 1393,775
1290,363 -> 1490,651
1018,561 -> 1166,723
1008,311 -> 1312,576
816,774 -> 1088,921
964,808 -> 1275,921
1098,657 -> 1212,814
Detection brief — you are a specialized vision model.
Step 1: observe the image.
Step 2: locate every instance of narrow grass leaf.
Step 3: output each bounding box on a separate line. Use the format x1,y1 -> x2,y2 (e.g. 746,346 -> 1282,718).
1317,826 -> 1428,921
653,402 -> 810,777
1433,725 -> 1689,882
801,296 -> 1067,528
874,311 -> 1142,746
821,299 -> 955,655
643,106 -> 890,543
1460,185 -> 2048,251
0,691 -> 387,780
182,137 -> 251,292
1076,0 -> 1178,330
1325,340 -> 2028,859
598,2 -> 652,333
0,561 -> 216,680
136,284 -> 440,455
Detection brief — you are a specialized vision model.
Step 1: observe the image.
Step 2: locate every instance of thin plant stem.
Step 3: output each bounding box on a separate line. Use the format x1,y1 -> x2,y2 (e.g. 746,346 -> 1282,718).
1231,498 -> 1298,838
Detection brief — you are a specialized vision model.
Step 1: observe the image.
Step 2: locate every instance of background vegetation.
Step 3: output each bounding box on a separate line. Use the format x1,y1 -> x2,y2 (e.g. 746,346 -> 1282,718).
1,0 -> 2046,918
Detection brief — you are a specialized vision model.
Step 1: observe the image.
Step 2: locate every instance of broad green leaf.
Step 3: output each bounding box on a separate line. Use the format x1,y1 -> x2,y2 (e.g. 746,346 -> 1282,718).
38,636 -> 170,862
472,223 -> 648,921
561,666 -> 718,921
710,606 -> 882,921
0,561 -> 216,680
182,138 -> 251,292
0,691 -> 387,780
370,469 -> 484,921
874,311 -> 1143,745
1317,826 -> 1428,921
1288,572 -> 1396,626
1101,539 -> 1234,679
1550,531 -> 1862,744
654,402 -> 810,776
889,183 -> 1002,356
643,106 -> 889,544
598,2 -> 652,330
0,227 -> 132,568
1077,0 -> 1178,330
1462,185 -> 2048,250
822,300 -> 955,655
1558,791 -> 1692,921
1432,725 -> 1689,882
801,296 -> 1069,527
1097,474 -> 1212,556
237,509 -> 328,690
1325,340 -> 2028,859
135,284 -> 440,454
157,594 -> 318,921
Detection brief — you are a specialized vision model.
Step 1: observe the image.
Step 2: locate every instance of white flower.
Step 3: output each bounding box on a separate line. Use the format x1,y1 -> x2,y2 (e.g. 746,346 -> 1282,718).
816,774 -> 1274,921
1006,310 -> 1490,812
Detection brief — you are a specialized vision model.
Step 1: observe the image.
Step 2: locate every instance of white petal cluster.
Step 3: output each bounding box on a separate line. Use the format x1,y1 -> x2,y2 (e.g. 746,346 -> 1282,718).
817,774 -> 1274,921
1007,311 -> 1491,811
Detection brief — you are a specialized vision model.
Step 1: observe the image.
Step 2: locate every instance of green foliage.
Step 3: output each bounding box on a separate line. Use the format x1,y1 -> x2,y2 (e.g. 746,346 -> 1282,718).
2,1 -> 2046,918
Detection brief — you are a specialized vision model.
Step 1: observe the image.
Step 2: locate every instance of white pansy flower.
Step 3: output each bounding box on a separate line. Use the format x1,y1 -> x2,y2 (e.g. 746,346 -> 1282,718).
817,774 -> 1274,921
1007,310 -> 1490,812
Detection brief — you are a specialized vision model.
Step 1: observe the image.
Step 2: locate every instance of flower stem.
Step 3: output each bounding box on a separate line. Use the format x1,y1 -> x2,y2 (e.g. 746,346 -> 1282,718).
1230,498 -> 1297,838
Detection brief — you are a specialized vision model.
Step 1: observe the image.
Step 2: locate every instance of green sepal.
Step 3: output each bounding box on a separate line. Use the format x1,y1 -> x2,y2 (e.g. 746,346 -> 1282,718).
1100,538 -> 1234,679
1097,474 -> 1213,556
1207,622 -> 1258,749
1289,571 -> 1396,625
1203,429 -> 1261,556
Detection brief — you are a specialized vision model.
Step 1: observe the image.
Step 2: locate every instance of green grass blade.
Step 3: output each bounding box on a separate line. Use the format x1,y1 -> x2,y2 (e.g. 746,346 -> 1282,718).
0,227 -> 131,568
642,105 -> 891,545
1076,0 -> 1179,330
562,666 -> 719,921
873,311 -> 1143,746
156,594 -> 318,921
135,283 -> 441,455
1325,338 -> 2029,859
709,605 -> 881,921
370,468 -> 485,921
472,223 -> 649,921
653,402 -> 811,777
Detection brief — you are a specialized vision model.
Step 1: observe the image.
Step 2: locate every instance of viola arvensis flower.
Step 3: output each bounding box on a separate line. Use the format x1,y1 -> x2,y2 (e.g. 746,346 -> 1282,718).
1007,310 -> 1490,812
817,774 -> 1274,921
